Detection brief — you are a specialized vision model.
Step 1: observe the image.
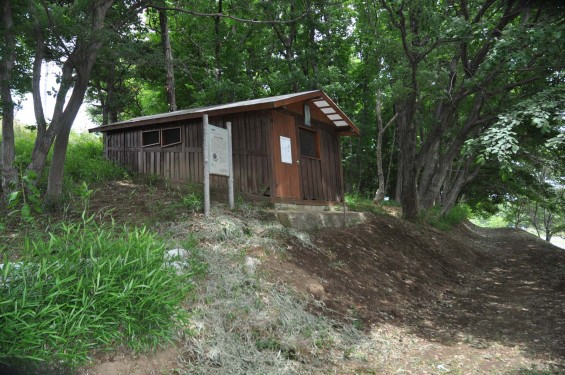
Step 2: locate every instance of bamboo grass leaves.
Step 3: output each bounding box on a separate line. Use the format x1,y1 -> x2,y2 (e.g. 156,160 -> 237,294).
0,219 -> 204,366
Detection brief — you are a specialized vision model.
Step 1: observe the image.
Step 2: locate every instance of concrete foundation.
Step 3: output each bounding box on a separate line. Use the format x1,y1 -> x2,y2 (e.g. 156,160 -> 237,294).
274,210 -> 372,231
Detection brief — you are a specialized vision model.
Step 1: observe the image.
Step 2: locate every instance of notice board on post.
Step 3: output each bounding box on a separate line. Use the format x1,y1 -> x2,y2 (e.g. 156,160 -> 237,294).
209,125 -> 230,176
203,114 -> 234,217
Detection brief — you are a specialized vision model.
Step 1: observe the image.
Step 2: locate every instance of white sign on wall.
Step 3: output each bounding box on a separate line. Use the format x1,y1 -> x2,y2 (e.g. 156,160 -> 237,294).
209,125 -> 229,176
280,136 -> 292,164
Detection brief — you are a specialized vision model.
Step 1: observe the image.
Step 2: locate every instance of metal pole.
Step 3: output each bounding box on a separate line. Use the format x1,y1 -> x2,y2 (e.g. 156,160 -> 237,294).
227,122 -> 235,209
203,114 -> 210,217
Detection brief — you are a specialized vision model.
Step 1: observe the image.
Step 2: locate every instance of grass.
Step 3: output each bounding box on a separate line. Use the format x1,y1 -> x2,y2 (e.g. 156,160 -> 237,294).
345,194 -> 387,215
470,214 -> 509,228
63,132 -> 127,186
422,204 -> 471,231
10,128 -> 126,204
0,128 -> 211,371
0,215 -> 205,369
176,212 -> 362,374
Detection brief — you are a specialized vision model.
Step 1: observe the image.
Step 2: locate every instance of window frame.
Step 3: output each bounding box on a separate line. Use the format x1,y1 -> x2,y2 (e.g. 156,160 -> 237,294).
141,129 -> 160,148
161,127 -> 182,148
298,126 -> 320,159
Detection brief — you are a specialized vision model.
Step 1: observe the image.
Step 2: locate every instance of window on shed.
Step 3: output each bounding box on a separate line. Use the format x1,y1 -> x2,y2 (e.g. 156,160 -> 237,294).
142,130 -> 160,147
162,127 -> 181,147
299,128 -> 319,158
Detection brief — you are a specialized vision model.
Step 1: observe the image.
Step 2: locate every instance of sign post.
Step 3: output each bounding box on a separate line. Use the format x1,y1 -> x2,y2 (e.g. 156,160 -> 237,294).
203,115 -> 234,217
227,122 -> 234,209
203,115 -> 210,217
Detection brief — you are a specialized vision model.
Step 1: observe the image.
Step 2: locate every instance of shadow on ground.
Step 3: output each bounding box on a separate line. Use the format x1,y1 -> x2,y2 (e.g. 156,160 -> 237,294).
265,216 -> 565,370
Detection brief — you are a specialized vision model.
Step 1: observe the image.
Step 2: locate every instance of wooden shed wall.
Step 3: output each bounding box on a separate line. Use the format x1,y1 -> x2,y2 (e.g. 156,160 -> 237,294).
279,109 -> 344,202
104,107 -> 344,203
105,111 -> 272,196
299,126 -> 343,202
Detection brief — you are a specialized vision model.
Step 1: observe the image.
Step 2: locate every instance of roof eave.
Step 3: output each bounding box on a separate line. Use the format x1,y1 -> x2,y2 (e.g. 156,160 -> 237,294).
88,90 -> 360,136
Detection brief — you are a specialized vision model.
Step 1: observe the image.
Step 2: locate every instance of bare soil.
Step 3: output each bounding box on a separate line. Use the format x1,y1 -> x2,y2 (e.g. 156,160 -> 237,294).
71,182 -> 565,373
263,214 -> 565,373
3,180 -> 564,374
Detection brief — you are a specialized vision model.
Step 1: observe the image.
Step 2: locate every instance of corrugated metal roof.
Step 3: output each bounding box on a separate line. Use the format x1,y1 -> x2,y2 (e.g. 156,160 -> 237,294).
89,90 -> 359,135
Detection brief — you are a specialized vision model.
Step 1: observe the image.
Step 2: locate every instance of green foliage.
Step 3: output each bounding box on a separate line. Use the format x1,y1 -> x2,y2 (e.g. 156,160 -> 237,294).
470,214 -> 508,228
0,217 -> 205,367
182,190 -> 204,213
345,194 -> 384,215
423,204 -> 471,231
7,170 -> 42,223
63,132 -> 126,185
471,85 -> 565,169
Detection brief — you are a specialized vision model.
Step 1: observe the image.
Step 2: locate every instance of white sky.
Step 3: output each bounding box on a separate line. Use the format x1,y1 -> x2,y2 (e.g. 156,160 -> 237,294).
14,62 -> 95,132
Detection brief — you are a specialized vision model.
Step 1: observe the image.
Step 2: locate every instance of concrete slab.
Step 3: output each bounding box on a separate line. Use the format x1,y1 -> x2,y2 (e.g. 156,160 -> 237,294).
274,210 -> 372,231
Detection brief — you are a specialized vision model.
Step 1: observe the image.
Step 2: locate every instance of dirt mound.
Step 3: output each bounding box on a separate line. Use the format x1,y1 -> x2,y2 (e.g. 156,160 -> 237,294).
265,215 -> 484,325
262,214 -> 565,371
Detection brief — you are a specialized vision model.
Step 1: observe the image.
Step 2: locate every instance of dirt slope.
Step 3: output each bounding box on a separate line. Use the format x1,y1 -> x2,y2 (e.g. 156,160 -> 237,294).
12,180 -> 561,374
263,214 -> 565,373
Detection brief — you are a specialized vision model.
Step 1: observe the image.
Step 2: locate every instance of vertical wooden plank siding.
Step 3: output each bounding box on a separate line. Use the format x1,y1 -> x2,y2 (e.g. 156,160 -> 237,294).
104,112 -> 272,197
103,106 -> 344,203
271,111 -> 302,199
298,121 -> 343,202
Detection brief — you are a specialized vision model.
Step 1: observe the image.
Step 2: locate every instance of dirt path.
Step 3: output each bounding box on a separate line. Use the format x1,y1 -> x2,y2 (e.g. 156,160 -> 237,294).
405,224 -> 565,372
265,217 -> 565,373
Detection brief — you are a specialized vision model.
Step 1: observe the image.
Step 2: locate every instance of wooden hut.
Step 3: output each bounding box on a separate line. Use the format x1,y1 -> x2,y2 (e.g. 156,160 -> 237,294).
89,90 -> 359,205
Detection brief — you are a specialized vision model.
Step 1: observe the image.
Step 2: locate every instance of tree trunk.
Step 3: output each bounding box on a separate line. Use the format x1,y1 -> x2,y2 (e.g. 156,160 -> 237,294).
30,1 -> 47,139
440,163 -> 480,215
374,92 -> 397,204
394,146 -> 403,203
543,210 -> 554,242
213,0 -> 223,82
396,98 -> 419,219
41,0 -> 115,205
384,124 -> 396,196
0,0 -> 18,200
45,124 -> 72,208
159,9 -> 177,112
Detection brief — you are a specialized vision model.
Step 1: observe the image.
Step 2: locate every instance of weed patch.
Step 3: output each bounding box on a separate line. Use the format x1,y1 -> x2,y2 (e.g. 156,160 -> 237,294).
0,216 -> 205,368
422,204 -> 471,231
345,194 -> 385,215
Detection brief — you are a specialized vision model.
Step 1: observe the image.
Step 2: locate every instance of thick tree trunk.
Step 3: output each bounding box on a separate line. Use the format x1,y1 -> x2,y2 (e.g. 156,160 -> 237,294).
440,162 -> 480,215
418,94 -> 485,211
396,98 -> 419,219
374,93 -> 397,204
42,0 -> 115,206
30,1 -> 47,139
27,56 -> 75,178
0,0 -> 18,199
45,125 -> 72,207
159,9 -> 177,111
394,147 -> 403,203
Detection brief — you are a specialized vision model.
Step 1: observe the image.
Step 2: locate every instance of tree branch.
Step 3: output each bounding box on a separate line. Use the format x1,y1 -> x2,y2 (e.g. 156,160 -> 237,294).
146,4 -> 309,25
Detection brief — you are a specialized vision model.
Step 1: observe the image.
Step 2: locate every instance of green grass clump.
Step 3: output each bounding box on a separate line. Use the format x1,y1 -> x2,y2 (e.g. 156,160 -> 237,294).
470,214 -> 508,228
423,204 -> 471,231
64,132 -> 126,185
0,216 -> 204,368
345,194 -> 385,215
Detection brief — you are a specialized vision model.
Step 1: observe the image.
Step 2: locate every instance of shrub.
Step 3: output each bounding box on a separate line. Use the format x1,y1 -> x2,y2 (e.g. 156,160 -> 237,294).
423,204 -> 471,231
0,216 -> 204,368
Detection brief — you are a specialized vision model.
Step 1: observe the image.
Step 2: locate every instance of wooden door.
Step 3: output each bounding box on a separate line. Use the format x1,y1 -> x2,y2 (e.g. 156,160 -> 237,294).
272,111 -> 301,199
